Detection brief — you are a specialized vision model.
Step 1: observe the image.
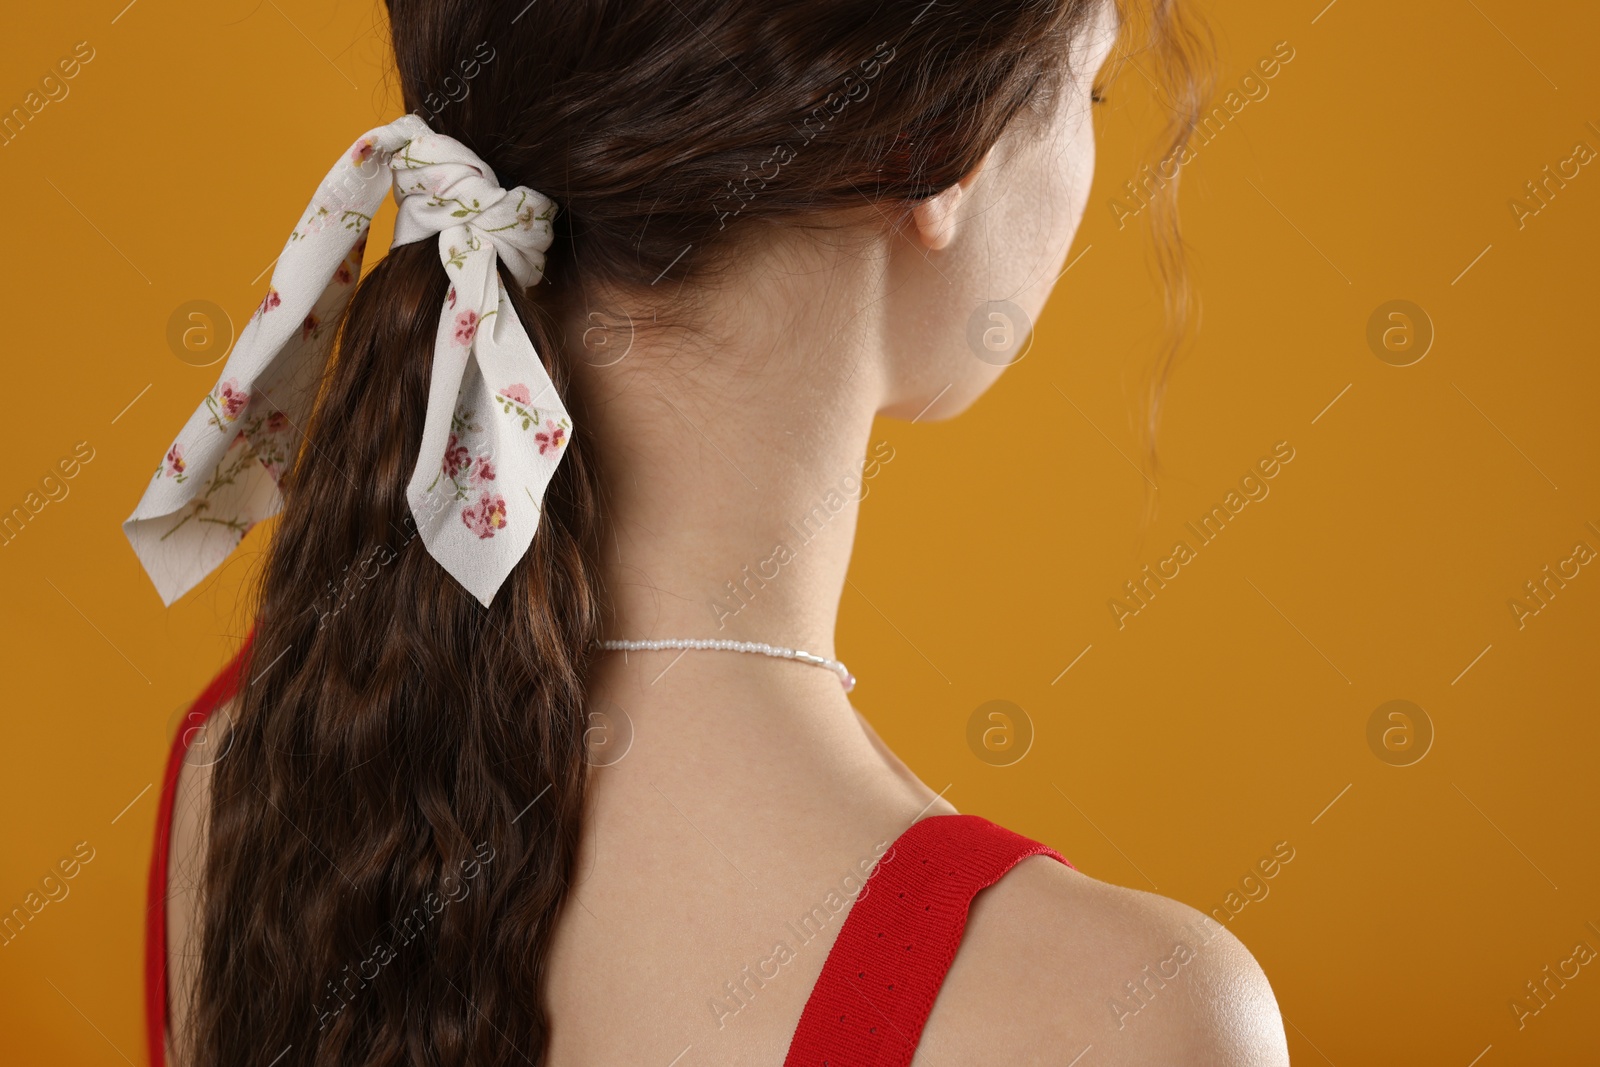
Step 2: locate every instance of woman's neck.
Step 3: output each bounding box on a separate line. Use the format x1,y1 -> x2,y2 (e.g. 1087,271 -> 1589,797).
559,235 -> 948,811
572,242 -> 893,666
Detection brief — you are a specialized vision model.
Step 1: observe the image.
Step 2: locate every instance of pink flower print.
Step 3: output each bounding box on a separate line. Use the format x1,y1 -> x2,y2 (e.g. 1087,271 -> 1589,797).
462,493 -> 508,539
334,261 -> 353,286
164,443 -> 186,478
256,287 -> 281,317
441,432 -> 471,481
217,380 -> 249,421
266,411 -> 291,434
301,312 -> 320,340
535,422 -> 566,455
500,383 -> 531,406
350,137 -> 375,167
447,286 -> 457,309
453,309 -> 480,347
470,455 -> 496,485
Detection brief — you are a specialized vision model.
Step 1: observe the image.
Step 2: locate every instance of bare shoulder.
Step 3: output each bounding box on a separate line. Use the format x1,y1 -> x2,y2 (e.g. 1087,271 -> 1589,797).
164,693 -> 237,1064
918,853 -> 1289,1066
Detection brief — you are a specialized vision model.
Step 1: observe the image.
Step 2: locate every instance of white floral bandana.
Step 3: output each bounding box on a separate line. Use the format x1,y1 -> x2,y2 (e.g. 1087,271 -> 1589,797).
123,114 -> 572,608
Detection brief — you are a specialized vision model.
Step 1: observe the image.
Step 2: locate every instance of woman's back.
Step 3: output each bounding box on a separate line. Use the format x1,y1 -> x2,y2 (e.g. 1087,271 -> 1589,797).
158,645 -> 1286,1066
131,0 -> 1291,1062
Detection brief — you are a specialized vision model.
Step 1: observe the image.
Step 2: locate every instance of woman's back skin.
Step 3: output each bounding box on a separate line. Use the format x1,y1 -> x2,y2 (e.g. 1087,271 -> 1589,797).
165,3 -> 1289,1062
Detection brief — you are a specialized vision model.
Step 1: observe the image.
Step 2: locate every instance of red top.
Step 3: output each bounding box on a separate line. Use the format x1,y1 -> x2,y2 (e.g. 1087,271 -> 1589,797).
782,814 -> 1071,1066
144,636 -> 1070,1067
144,630 -> 254,1067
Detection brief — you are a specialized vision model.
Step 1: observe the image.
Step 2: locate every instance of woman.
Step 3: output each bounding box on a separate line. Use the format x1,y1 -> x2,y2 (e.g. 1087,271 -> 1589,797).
141,0 -> 1290,1063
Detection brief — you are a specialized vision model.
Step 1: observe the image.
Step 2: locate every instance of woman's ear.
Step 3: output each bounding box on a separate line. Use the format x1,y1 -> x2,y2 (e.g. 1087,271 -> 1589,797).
910,147 -> 993,251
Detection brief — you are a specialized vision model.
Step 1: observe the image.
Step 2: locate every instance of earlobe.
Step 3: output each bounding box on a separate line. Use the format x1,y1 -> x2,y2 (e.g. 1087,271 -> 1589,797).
909,147 -> 992,252
911,184 -> 964,251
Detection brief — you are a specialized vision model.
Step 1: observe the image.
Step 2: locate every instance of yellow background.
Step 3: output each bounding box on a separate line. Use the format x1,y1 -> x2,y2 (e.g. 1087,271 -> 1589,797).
2,0 -> 1596,1063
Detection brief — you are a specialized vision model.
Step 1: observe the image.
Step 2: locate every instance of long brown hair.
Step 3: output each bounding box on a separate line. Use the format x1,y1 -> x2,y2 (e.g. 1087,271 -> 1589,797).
185,2 -> 1208,1065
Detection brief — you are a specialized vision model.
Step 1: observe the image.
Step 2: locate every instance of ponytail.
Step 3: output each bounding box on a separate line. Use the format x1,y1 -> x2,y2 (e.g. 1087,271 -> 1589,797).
169,0 -> 1205,1063
185,239 -> 605,1067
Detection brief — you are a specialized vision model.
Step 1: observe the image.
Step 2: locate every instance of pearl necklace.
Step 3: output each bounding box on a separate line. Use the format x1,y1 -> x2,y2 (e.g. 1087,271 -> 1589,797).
598,638 -> 856,692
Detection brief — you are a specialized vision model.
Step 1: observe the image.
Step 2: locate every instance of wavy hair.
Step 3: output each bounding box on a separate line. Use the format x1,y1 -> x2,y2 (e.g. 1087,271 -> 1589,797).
181,2 -> 1210,1065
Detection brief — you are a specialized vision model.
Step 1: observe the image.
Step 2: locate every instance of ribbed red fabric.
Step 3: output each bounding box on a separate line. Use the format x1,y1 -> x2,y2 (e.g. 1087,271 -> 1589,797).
144,630 -> 254,1067
782,814 -> 1070,1067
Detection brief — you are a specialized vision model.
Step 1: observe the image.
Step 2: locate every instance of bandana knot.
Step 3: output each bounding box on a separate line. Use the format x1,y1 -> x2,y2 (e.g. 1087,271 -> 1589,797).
388,130 -> 556,290
123,115 -> 573,609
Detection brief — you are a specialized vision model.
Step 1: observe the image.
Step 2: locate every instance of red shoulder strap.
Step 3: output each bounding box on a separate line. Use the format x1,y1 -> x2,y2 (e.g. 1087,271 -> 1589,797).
783,813 -> 1070,1067
144,630 -> 255,1067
